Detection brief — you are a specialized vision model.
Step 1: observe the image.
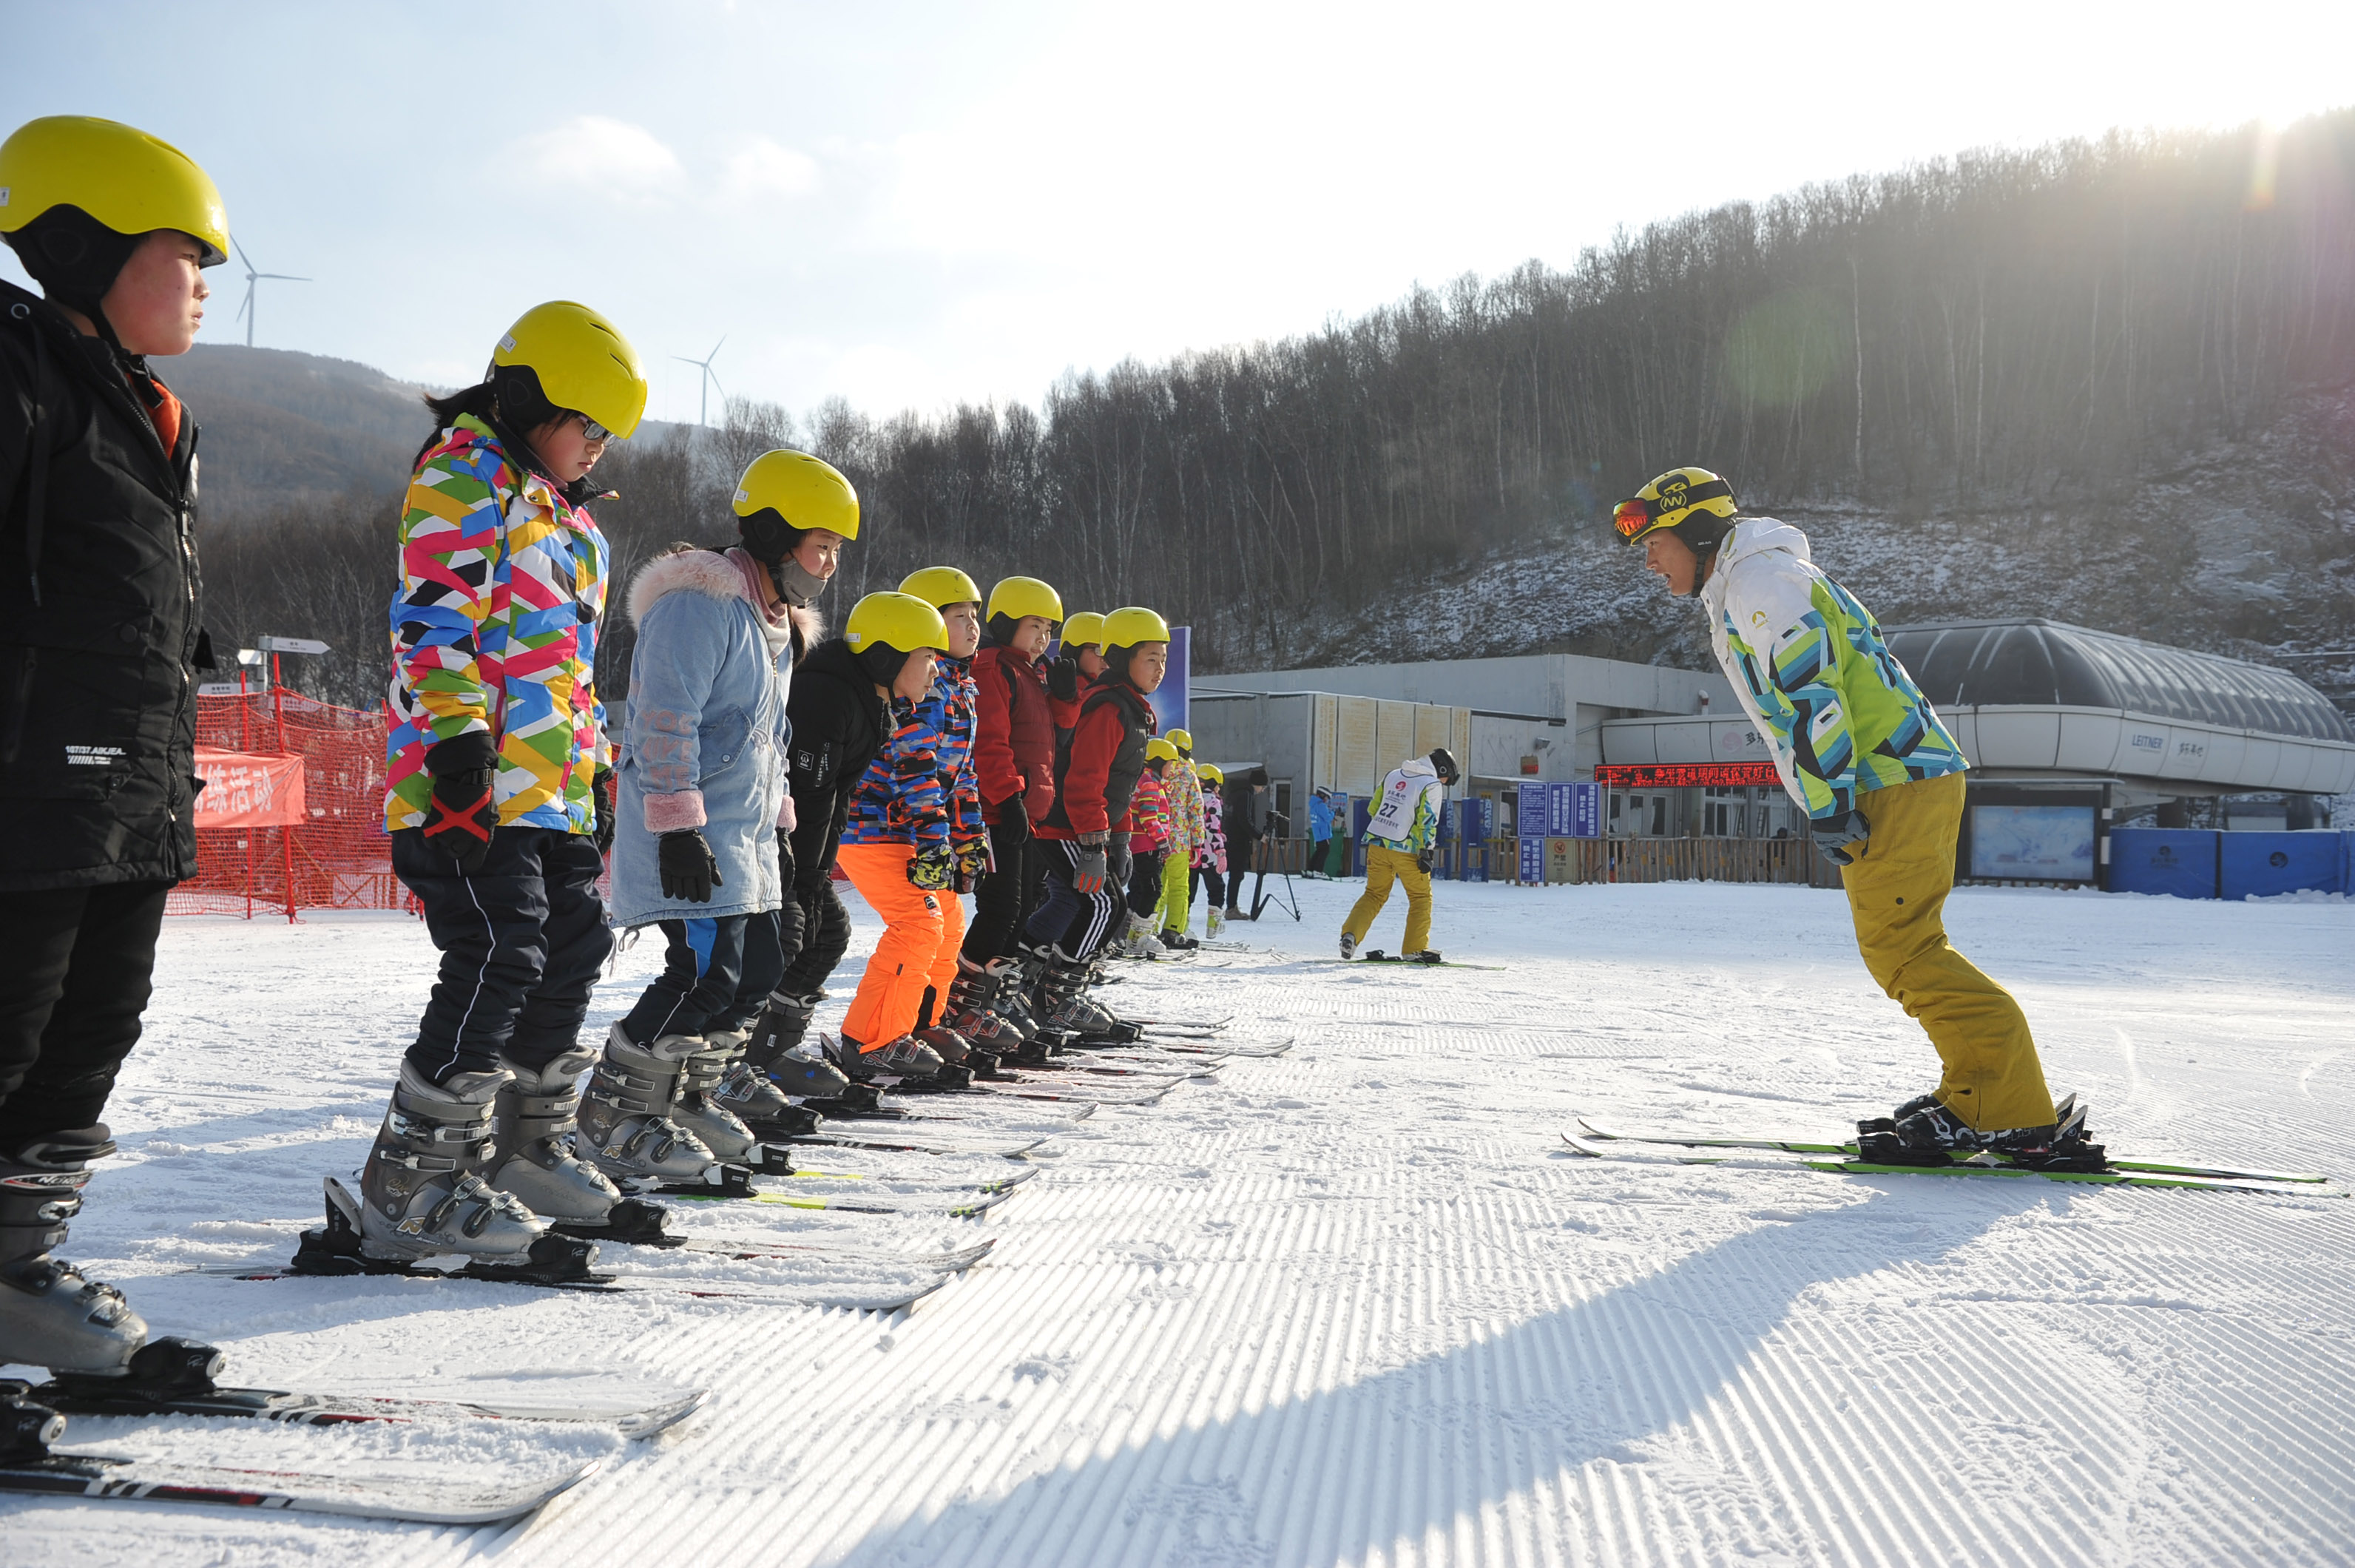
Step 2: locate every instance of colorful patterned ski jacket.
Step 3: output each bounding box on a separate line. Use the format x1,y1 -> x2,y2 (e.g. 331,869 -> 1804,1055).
1199,789 -> 1226,872
1129,766 -> 1172,854
1700,518 -> 1967,820
1164,757 -> 1206,862
840,657 -> 978,853
385,413 -> 609,833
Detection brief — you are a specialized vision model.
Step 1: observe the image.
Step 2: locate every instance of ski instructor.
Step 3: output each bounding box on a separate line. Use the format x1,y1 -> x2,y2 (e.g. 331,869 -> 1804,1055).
1615,464 -> 2081,1161
0,115 -> 229,1375
1338,747 -> 1458,962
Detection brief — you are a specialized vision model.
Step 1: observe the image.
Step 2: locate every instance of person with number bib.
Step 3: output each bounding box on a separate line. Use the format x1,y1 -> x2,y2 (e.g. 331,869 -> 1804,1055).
1339,748 -> 1459,963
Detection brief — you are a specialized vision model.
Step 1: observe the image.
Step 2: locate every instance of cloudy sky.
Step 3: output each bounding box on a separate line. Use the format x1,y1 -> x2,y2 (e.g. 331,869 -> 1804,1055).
7,0 -> 2349,426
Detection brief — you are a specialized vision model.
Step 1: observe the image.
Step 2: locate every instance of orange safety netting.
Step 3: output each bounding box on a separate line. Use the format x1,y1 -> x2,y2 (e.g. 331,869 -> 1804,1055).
169,690 -> 407,919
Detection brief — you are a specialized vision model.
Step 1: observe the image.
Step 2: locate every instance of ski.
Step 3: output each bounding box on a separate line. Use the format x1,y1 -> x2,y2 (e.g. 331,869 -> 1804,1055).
1145,1034 -> 1291,1058
1561,1133 -> 2340,1196
1354,951 -> 1505,970
197,1260 -> 954,1310
971,1078 -> 1171,1107
1575,1118 -> 2334,1186
775,1163 -> 1040,1195
672,1183 -> 1018,1219
787,1125 -> 1053,1158
1126,1013 -> 1233,1029
0,1440 -> 598,1525
29,1347 -> 704,1440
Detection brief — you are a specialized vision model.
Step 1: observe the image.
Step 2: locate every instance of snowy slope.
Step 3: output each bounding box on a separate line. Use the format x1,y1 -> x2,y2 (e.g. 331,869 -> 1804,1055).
6,879 -> 2353,1564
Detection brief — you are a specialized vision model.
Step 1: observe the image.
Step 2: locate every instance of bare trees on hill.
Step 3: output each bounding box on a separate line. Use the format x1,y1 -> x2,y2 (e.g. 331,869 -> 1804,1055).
200,111 -> 2355,706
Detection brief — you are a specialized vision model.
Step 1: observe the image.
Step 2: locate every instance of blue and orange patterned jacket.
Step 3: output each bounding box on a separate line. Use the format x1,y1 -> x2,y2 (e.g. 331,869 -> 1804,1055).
385,414 -> 608,833
841,657 -> 980,851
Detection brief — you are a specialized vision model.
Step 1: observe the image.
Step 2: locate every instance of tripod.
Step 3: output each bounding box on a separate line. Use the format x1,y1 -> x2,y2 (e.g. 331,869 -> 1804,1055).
1246,813 -> 1301,923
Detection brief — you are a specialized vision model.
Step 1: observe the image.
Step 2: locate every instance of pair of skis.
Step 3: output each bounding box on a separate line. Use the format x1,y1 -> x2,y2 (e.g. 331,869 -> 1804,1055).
1,1339 -> 703,1524
1564,1117 -> 2342,1195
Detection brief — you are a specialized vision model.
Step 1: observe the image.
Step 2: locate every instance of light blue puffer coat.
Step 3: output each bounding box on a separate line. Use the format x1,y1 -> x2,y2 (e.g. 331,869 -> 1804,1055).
609,547 -> 808,928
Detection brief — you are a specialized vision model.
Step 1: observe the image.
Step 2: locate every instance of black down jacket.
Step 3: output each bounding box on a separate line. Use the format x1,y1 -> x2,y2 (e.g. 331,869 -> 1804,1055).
783,635 -> 891,893
0,280 -> 209,892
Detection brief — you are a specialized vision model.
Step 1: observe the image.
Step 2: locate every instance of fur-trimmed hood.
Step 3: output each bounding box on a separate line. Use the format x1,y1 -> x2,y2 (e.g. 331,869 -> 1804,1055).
626,546 -> 824,646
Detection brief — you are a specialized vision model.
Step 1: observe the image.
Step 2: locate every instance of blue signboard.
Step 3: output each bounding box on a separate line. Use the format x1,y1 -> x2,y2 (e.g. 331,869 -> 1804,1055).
1569,782 -> 1601,838
1518,836 -> 1546,884
1516,782 -> 1547,839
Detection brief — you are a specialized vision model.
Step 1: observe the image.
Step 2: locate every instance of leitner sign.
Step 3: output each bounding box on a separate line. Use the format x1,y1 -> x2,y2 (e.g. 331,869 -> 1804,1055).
1594,763 -> 1780,788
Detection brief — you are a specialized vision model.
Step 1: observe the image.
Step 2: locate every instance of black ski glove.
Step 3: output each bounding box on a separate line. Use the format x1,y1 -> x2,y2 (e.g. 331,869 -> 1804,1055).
996,792 -> 1031,845
592,764 -> 617,856
420,733 -> 499,874
1813,808 -> 1871,866
908,843 -> 955,891
660,829 -> 723,902
775,825 -> 798,889
1415,846 -> 1435,875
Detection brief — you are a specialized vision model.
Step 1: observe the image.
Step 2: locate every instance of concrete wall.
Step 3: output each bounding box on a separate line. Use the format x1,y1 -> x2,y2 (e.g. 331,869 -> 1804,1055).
1198,655 -> 1734,785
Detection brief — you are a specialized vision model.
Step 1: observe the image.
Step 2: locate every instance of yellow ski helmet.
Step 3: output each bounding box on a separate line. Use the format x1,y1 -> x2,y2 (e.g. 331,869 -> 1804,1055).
490,301 -> 648,439
0,115 -> 230,266
1101,606 -> 1172,652
1197,763 -> 1225,788
1146,737 -> 1180,763
1060,611 -> 1106,650
844,591 -> 949,689
987,575 -> 1064,626
899,566 -> 983,609
734,447 -> 860,575
1613,466 -> 1737,547
1166,727 -> 1194,755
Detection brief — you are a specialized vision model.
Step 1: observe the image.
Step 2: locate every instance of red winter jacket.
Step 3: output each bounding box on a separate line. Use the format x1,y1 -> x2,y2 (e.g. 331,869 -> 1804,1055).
1039,680 -> 1154,841
970,641 -> 1055,825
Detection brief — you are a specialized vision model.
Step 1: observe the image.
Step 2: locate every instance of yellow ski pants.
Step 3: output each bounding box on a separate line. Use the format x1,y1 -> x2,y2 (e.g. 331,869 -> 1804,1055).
1842,772 -> 2055,1132
1158,851 -> 1192,934
1343,845 -> 1433,954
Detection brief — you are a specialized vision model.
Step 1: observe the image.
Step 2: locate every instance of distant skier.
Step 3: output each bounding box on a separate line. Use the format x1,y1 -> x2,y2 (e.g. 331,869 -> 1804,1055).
1615,464 -> 2078,1159
0,115 -> 232,1371
595,450 -> 849,1183
1123,739 -> 1179,957
1339,748 -> 1459,962
1157,728 -> 1205,948
362,299 -> 649,1268
1195,763 -> 1227,938
1305,786 -> 1338,878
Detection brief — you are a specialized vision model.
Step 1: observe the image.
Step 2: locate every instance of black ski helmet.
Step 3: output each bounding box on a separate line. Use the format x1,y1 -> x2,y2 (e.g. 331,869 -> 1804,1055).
1427,747 -> 1461,785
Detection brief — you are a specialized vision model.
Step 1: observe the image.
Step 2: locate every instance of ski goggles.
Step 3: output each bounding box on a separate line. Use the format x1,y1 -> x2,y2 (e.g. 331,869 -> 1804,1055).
1613,477 -> 1734,543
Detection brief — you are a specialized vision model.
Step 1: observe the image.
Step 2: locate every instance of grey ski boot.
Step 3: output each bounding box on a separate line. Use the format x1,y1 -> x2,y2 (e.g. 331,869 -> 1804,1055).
671,1033 -> 794,1173
0,1129 -> 149,1376
486,1047 -> 674,1244
942,959 -> 1024,1060
576,1024 -> 747,1197
348,1063 -> 574,1270
831,1031 -> 950,1086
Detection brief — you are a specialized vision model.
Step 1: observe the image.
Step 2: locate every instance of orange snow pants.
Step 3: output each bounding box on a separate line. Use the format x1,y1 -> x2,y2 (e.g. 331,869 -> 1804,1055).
835,842 -> 966,1052
1842,772 -> 2055,1132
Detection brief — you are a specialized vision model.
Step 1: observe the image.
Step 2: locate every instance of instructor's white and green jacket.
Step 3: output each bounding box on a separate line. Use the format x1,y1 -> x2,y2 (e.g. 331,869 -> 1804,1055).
1701,518 -> 1966,821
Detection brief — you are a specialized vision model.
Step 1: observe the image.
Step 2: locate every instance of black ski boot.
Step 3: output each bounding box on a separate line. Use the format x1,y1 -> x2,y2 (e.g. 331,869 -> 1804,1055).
1857,1093 -> 2104,1171
0,1129 -> 150,1376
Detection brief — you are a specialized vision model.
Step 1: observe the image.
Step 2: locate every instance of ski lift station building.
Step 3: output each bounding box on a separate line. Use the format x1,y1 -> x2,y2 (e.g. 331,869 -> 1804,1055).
1198,618 -> 2355,888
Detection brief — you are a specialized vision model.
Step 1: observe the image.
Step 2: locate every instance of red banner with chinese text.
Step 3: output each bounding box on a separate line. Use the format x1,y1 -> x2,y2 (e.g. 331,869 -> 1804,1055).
192,748 -> 307,828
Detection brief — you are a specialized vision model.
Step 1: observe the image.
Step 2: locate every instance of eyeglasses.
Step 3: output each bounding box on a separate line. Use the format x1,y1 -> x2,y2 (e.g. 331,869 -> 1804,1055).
574,413 -> 615,443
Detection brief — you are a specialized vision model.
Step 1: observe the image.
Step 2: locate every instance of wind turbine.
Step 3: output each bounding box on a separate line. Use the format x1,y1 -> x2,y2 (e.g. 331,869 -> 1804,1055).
233,238 -> 309,348
675,337 -> 726,426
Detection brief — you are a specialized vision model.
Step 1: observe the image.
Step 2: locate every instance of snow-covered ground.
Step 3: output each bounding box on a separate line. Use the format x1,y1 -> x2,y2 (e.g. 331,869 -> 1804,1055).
7,874 -> 2352,1565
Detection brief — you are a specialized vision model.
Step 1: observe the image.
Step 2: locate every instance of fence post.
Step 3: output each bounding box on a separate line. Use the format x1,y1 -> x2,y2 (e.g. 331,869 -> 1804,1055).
271,674 -> 297,922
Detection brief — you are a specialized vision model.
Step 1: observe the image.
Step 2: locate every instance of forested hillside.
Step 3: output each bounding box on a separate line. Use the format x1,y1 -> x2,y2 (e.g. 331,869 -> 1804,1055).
193,111 -> 2355,714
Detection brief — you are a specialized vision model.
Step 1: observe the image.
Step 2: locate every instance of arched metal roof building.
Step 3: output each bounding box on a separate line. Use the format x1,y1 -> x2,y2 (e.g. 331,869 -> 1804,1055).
1882,618 -> 2355,797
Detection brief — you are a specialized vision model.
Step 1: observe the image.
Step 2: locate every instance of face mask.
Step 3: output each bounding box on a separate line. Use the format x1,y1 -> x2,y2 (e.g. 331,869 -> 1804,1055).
772,555 -> 829,608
